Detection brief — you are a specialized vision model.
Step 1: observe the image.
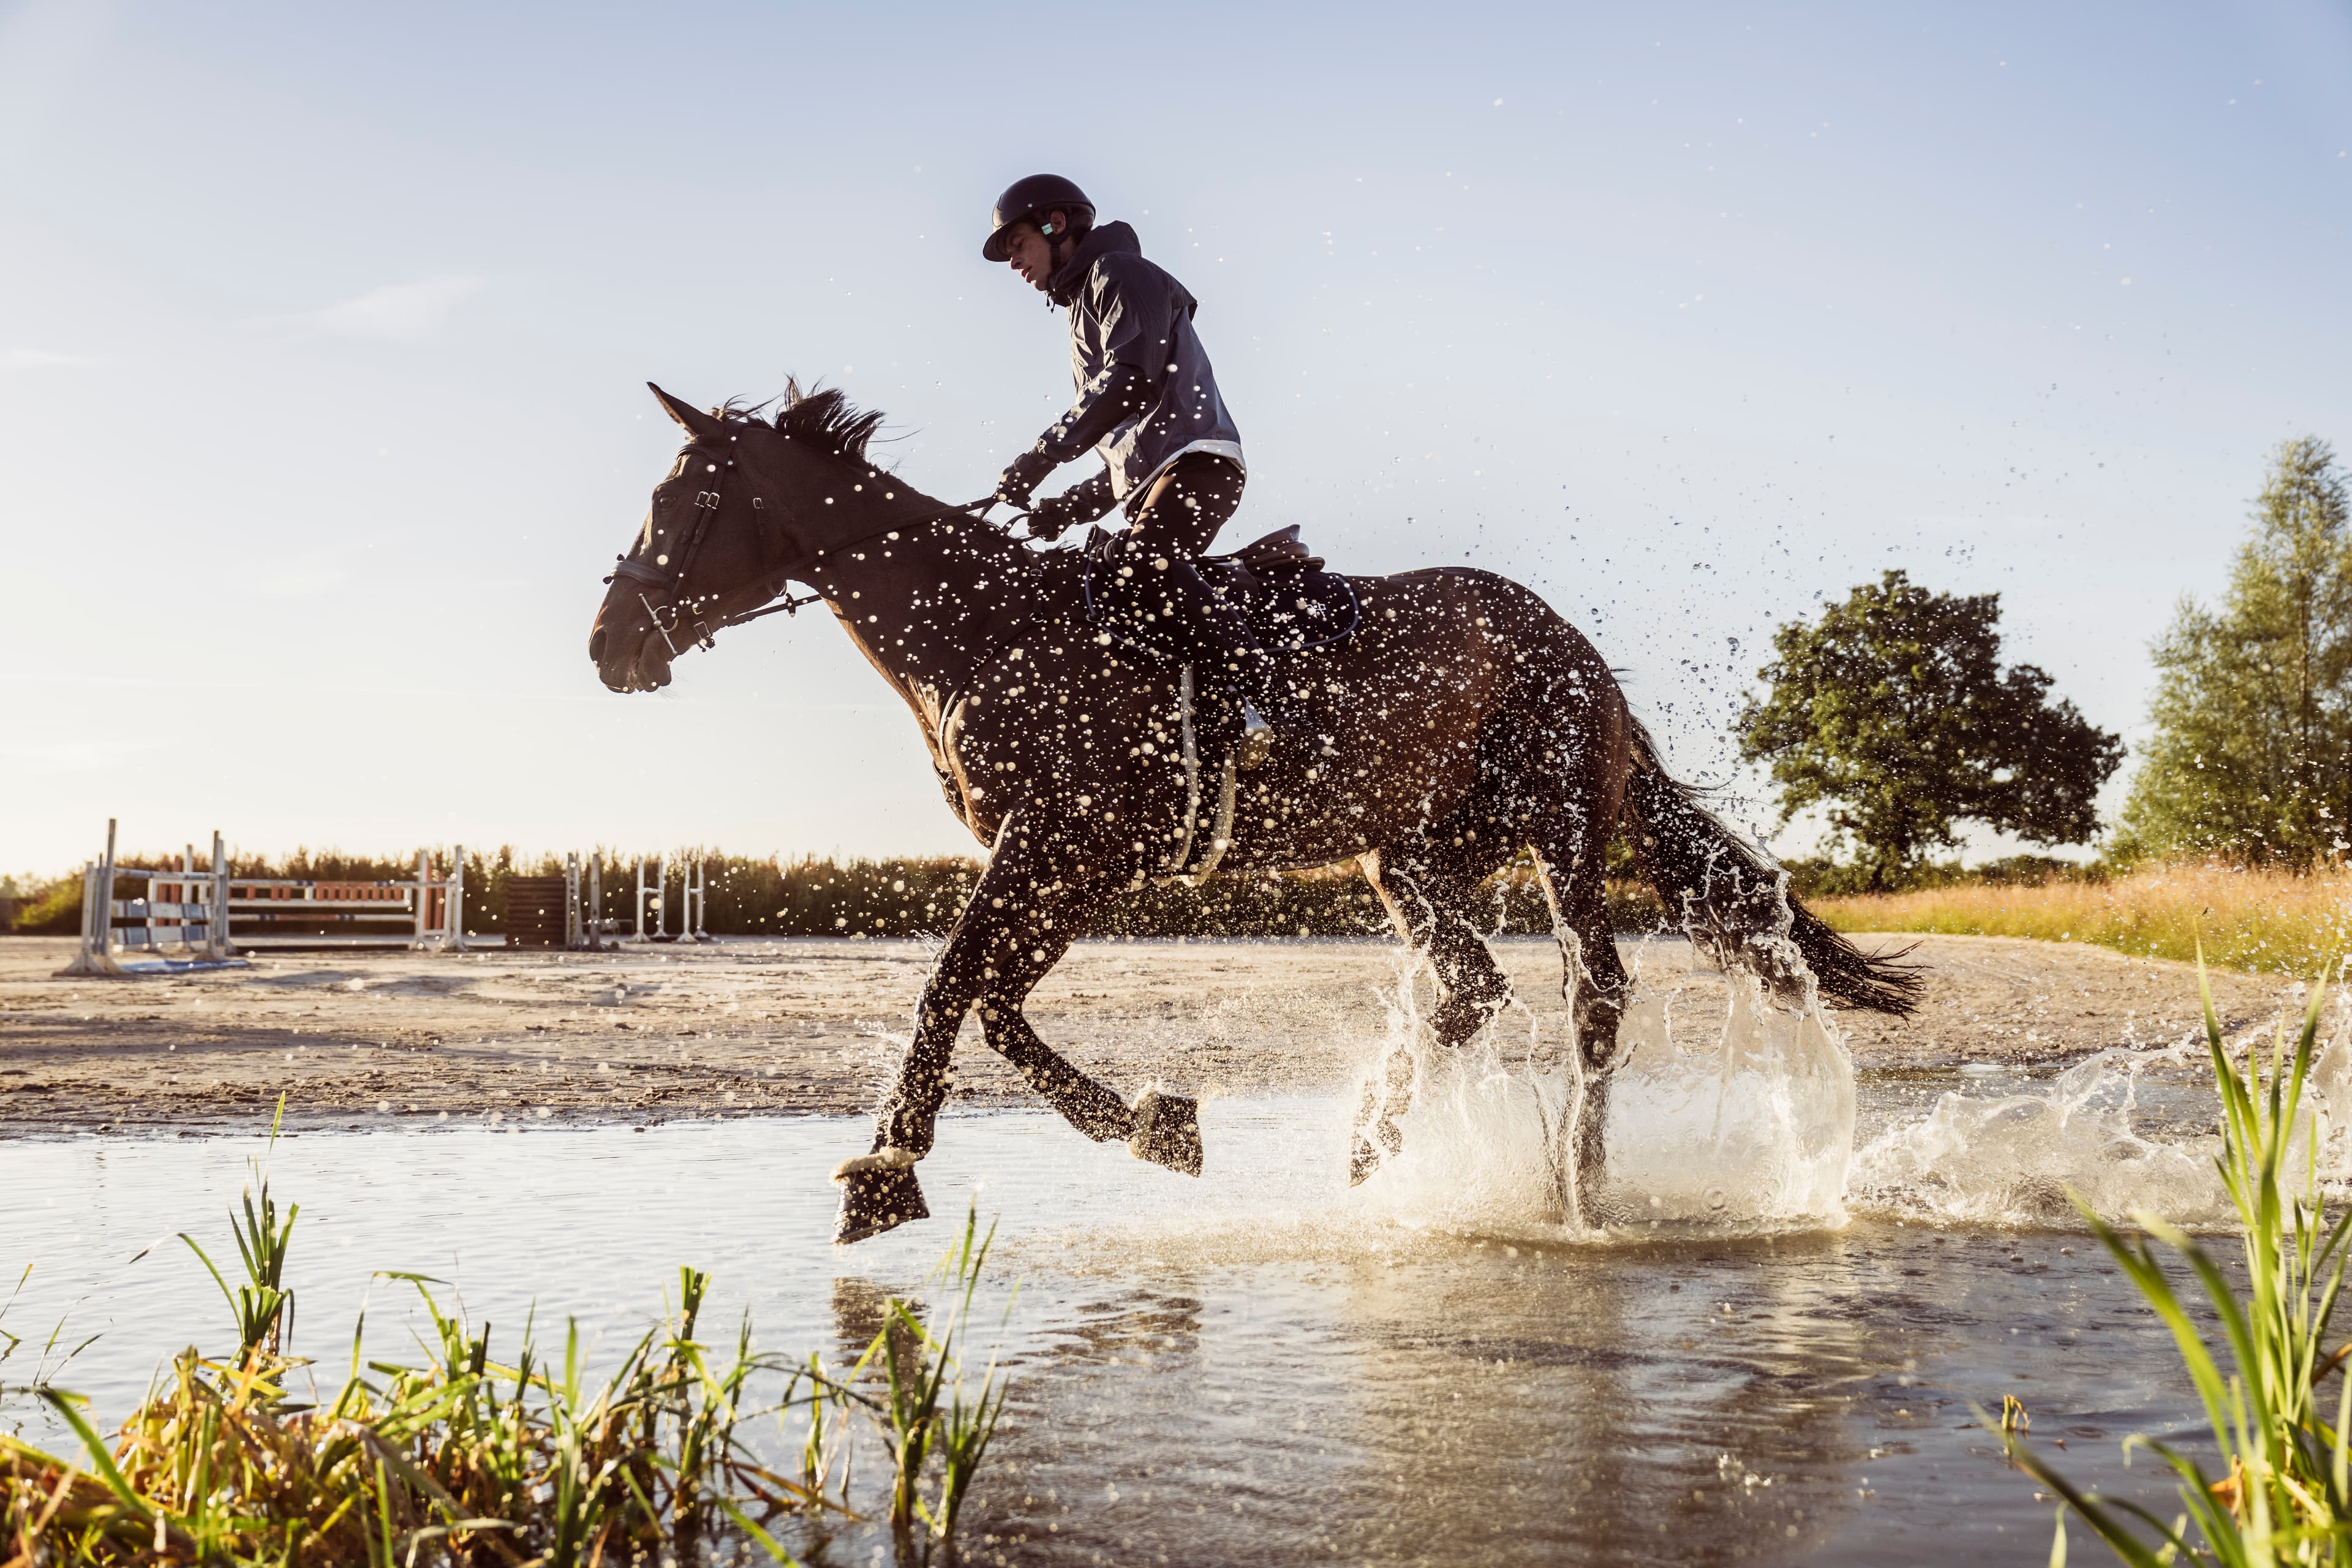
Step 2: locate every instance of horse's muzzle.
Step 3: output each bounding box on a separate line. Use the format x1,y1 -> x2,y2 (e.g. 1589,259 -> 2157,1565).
589,612 -> 673,693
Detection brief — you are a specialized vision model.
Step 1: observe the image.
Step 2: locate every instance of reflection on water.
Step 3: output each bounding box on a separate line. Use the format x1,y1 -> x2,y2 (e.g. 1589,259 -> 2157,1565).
1,1090 -> 2215,1566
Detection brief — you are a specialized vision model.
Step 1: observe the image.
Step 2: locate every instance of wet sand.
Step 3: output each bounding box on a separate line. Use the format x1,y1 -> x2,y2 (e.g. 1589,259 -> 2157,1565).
0,934 -> 2300,1136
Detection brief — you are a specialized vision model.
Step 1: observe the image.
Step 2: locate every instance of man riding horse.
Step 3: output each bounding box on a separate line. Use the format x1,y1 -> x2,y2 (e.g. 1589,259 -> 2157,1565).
585,180 -> 1920,1246
982,174 -> 1291,738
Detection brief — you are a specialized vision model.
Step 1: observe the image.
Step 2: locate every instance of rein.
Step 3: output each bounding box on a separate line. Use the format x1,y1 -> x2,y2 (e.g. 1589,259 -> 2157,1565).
606,439 -> 1017,654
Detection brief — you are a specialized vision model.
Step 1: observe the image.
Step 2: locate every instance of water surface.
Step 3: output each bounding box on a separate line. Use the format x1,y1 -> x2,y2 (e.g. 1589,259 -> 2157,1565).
4,1086 -> 2219,1566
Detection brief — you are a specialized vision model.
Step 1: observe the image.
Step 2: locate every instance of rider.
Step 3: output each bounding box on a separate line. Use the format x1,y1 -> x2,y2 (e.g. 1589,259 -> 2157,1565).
982,173 -> 1286,736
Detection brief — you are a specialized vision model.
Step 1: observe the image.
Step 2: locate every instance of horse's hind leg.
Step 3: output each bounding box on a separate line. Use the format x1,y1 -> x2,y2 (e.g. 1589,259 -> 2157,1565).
1350,840 -> 1515,1183
1362,844 -> 1515,1047
1529,817 -> 1633,1229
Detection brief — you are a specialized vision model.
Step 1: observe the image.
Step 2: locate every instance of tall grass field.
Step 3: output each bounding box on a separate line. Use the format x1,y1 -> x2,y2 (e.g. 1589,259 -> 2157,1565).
1812,862 -> 2352,976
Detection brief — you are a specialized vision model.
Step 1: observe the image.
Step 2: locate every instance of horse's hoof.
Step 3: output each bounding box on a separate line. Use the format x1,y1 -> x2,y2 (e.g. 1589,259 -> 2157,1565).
832,1159 -> 929,1245
1128,1089 -> 1204,1177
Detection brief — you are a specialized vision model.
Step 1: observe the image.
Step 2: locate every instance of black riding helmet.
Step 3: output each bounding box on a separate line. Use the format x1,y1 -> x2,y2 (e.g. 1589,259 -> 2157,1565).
982,173 -> 1095,263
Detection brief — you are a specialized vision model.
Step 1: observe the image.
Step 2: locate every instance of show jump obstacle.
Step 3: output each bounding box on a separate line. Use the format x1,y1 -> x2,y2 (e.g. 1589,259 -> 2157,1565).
58,823 -> 709,975
632,853 -> 709,943
59,820 -> 467,976
61,821 -> 246,976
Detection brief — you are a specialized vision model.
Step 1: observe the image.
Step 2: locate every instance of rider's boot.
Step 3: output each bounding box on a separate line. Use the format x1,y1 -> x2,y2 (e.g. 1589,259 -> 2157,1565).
1150,559 -> 1298,755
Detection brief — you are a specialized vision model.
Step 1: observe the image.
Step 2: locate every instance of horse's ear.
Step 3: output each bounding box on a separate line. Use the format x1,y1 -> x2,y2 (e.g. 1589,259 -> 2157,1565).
649,382 -> 722,439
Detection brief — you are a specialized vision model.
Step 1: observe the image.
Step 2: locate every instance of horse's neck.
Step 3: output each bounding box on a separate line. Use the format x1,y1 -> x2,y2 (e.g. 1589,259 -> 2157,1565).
797,496 -> 1031,706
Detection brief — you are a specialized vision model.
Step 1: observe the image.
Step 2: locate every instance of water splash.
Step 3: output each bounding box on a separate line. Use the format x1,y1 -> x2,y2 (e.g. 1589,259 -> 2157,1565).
1849,1046 -> 2225,1226
1849,992 -> 2352,1228
1346,943 -> 1853,1237
1597,967 -> 1853,1231
1345,942 -> 2339,1238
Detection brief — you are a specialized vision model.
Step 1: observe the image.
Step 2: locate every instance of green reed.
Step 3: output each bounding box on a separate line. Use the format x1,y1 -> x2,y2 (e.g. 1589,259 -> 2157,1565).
855,1202 -> 1012,1559
2,1139 -> 1017,1566
178,1095 -> 297,1359
2005,963 -> 2352,1565
3,1272 -> 821,1565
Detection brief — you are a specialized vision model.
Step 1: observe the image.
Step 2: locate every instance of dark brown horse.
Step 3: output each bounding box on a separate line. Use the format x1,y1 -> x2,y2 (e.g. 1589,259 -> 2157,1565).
589,382 -> 1917,1242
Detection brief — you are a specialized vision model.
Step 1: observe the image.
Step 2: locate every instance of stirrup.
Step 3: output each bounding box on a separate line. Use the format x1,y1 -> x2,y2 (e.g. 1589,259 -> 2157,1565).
1238,698 -> 1276,770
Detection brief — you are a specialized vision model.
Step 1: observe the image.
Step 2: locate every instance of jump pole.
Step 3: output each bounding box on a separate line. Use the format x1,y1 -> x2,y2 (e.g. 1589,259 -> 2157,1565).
565,853 -> 582,949
687,858 -> 710,941
100,817 -> 118,969
413,850 -> 431,947
407,846 -> 466,952
589,856 -> 603,946
210,831 -> 233,960
76,817 -> 119,974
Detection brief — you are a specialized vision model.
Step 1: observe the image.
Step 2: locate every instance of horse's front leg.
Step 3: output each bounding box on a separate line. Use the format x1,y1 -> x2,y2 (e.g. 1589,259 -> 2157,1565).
834,808 -> 1135,1243
974,924 -> 1203,1176
974,928 -> 1131,1144
831,854 -> 1016,1245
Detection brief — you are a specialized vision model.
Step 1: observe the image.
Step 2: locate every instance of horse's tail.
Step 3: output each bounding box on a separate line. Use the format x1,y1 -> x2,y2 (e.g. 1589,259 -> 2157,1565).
1620,718 -> 1920,1016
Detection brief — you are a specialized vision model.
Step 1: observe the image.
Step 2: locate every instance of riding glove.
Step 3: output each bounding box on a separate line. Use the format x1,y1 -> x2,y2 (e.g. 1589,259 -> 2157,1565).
994,447 -> 1056,508
1026,472 -> 1117,541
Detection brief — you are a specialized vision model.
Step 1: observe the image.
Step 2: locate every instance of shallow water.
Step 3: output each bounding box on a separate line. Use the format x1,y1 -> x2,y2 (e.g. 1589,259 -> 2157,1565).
1,1089 -> 2224,1566
16,944 -> 2338,1562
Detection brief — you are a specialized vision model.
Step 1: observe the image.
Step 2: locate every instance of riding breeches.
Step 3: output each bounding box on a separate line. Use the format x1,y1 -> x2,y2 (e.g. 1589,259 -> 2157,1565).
1125,452 -> 1245,560
1110,450 -> 1275,699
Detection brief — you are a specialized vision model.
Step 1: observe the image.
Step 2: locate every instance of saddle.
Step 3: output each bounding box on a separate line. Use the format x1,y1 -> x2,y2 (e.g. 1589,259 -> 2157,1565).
1076,524 -> 1362,660
1072,525 -> 1360,883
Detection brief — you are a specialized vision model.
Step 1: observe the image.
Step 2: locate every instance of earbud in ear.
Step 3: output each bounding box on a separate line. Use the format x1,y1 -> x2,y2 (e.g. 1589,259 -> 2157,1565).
1040,221 -> 1057,236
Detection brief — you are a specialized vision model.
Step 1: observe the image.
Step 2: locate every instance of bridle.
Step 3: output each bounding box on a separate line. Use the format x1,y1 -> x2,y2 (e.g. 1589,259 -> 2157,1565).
606,439 -> 1014,657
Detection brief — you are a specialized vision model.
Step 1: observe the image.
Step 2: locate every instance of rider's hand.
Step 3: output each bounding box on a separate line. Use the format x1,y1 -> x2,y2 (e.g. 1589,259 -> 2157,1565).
994,448 -> 1054,509
1026,491 -> 1081,541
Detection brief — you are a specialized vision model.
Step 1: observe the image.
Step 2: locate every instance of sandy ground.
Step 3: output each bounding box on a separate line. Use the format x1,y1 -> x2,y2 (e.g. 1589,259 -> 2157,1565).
0,933 -> 2307,1137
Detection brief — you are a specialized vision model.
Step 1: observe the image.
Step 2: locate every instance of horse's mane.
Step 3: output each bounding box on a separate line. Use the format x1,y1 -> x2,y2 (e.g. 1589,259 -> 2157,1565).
717,380 -> 1027,570
722,380 -> 885,466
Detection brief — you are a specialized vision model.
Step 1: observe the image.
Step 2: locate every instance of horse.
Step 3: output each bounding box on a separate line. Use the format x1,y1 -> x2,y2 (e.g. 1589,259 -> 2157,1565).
587,381 -> 1918,1242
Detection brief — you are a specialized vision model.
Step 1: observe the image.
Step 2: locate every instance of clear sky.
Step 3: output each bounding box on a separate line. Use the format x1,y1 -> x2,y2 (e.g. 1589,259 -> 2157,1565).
5,1 -> 2348,875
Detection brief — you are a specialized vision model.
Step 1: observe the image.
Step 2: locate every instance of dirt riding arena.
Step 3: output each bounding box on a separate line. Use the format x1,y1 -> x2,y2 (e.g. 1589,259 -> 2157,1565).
0,933 -> 2298,1136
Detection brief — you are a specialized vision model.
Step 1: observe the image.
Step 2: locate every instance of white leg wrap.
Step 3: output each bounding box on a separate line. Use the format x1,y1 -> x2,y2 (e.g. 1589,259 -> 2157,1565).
831,1146 -> 919,1180
1128,1089 -> 1164,1157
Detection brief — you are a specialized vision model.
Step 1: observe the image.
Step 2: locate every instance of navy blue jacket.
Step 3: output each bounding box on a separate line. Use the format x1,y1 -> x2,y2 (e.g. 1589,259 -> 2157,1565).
1031,222 -> 1244,519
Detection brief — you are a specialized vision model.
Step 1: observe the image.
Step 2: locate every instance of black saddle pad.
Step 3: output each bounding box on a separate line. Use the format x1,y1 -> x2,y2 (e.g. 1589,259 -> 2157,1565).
1077,525 -> 1360,660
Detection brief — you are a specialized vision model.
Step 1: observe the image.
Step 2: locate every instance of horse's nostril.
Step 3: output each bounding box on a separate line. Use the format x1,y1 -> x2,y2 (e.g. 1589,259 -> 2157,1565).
589,627 -> 608,663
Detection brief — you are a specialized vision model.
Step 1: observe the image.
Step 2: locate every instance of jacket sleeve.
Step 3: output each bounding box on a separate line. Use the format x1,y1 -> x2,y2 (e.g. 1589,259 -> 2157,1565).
1054,468 -> 1117,524
1033,361 -> 1146,464
1031,255 -> 1174,462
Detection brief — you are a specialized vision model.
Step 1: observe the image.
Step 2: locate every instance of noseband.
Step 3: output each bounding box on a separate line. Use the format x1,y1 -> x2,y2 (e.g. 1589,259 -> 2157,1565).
606,439 -> 1006,657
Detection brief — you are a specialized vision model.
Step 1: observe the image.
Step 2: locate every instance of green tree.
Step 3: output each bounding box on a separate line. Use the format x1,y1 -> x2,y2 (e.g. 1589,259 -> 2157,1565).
2117,436 -> 2352,867
1736,570 -> 2123,890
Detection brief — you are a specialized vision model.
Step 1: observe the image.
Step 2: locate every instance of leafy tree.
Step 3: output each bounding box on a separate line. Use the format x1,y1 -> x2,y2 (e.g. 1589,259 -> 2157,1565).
2117,437 -> 2352,867
1736,570 -> 2123,890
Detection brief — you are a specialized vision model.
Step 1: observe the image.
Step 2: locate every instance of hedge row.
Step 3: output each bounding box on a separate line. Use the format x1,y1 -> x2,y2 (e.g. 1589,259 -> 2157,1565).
7,850 -> 1669,941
